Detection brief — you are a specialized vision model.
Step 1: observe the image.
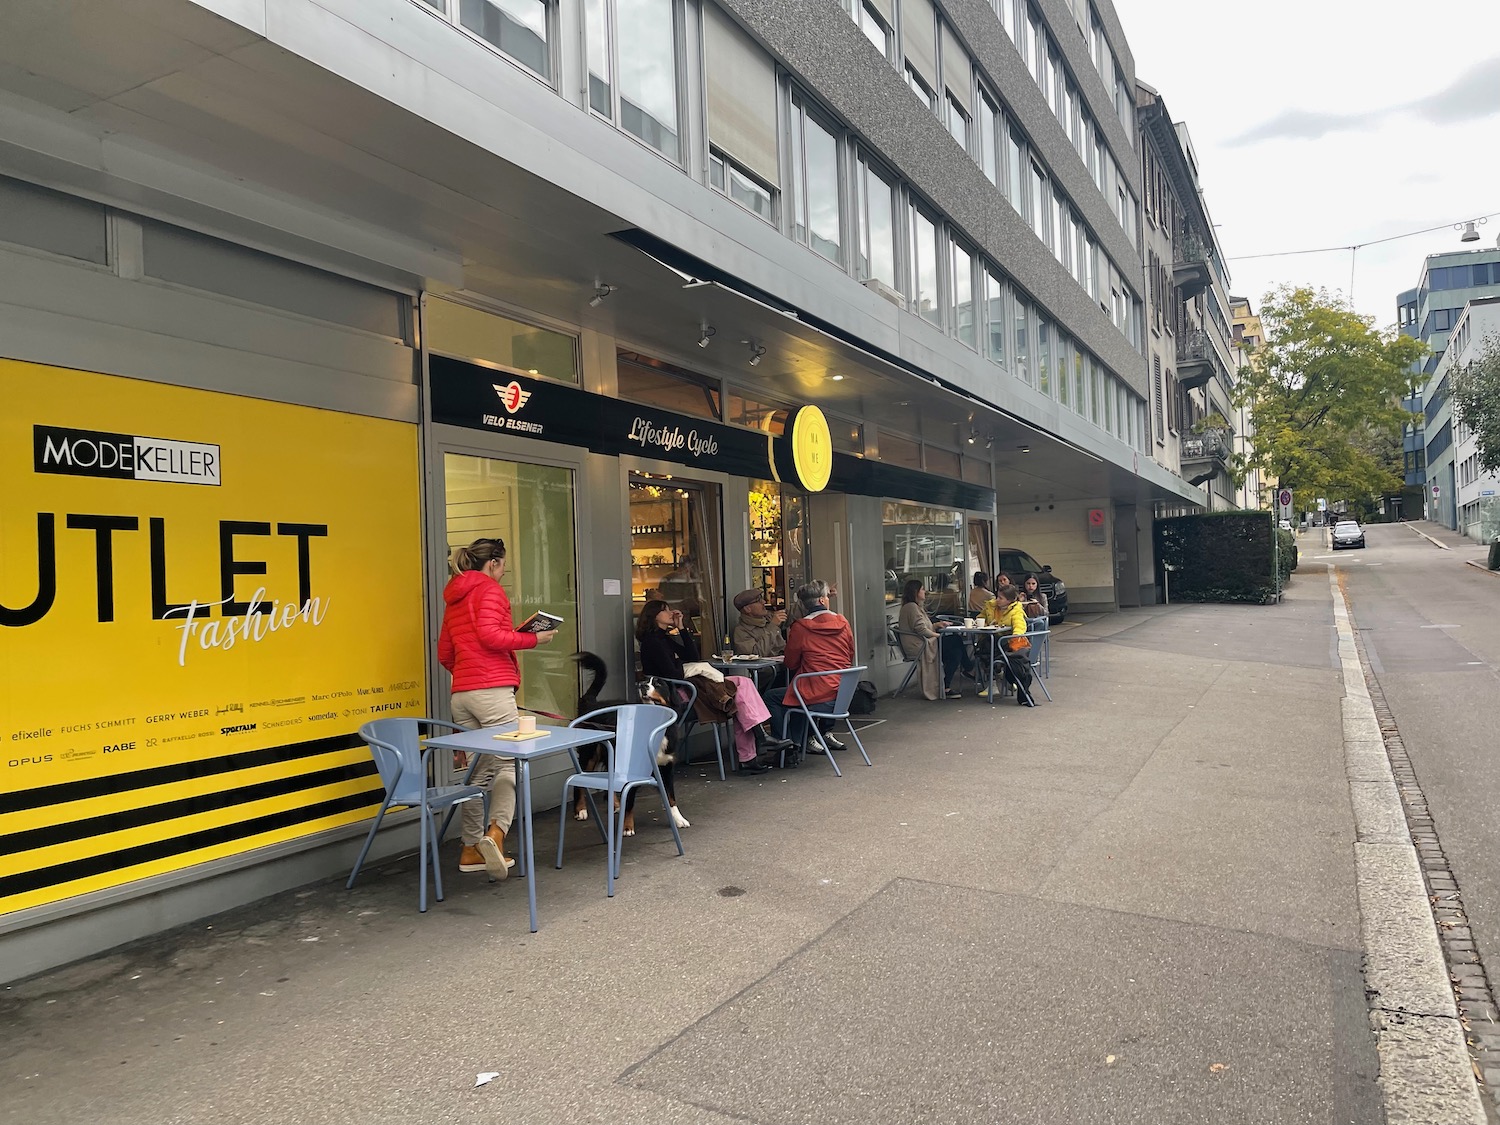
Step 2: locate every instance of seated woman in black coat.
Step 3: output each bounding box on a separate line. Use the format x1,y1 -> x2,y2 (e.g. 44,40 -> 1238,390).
637,599 -> 790,772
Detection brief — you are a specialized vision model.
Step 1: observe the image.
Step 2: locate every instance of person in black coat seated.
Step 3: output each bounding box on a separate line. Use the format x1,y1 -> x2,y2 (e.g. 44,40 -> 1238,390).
636,600 -> 791,772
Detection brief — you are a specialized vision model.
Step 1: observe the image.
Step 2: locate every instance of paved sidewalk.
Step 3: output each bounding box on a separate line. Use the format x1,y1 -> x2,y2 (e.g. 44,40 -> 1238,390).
0,577 -> 1383,1125
1400,518 -> 1492,566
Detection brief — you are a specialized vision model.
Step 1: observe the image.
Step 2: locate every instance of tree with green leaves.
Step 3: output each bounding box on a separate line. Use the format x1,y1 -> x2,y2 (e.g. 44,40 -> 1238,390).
1233,285 -> 1427,511
1451,333 -> 1500,476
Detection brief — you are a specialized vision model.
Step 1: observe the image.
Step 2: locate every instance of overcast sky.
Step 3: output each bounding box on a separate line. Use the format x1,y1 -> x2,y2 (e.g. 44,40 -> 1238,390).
1110,0 -> 1500,329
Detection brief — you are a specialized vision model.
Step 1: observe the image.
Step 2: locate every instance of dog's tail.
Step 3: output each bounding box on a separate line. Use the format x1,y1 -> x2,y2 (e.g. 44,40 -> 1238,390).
573,651 -> 607,714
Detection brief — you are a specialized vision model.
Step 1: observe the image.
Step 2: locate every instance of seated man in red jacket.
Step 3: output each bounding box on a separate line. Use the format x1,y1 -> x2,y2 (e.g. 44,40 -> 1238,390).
764,579 -> 855,753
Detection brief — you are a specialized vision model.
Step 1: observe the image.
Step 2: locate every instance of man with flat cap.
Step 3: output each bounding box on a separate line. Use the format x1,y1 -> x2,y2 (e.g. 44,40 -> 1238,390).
732,588 -> 786,657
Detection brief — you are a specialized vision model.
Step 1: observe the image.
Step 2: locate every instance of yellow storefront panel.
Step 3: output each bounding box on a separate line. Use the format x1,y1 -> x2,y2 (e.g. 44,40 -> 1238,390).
0,359 -> 427,916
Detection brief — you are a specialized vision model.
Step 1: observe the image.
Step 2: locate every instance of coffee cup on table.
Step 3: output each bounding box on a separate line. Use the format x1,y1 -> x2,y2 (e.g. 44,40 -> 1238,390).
516,714 -> 537,735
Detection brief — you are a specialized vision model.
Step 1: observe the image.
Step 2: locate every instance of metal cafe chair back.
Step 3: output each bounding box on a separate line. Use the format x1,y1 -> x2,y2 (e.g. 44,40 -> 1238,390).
777,666 -> 872,777
348,717 -> 488,913
556,703 -> 683,897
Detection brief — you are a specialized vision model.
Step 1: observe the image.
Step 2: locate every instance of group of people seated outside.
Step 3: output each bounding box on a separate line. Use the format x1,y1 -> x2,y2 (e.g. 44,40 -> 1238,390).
898,569 -> 1044,707
637,579 -> 855,774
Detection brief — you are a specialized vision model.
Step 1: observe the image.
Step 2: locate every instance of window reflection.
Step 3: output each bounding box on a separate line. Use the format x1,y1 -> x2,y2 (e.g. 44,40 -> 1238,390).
791,101 -> 843,264
912,207 -> 940,325
857,157 -> 896,289
460,0 -> 550,80
617,0 -> 678,156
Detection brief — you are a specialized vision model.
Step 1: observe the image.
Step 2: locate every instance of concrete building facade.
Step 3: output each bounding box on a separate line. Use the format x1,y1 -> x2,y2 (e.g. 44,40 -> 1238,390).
0,0 -> 1217,979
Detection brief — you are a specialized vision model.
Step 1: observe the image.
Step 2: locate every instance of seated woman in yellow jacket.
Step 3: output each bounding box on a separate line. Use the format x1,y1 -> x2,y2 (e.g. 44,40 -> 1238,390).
981,587 -> 1037,707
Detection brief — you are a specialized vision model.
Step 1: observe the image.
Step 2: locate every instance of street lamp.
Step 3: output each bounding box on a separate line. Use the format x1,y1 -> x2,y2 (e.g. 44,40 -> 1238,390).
1456,218 -> 1486,243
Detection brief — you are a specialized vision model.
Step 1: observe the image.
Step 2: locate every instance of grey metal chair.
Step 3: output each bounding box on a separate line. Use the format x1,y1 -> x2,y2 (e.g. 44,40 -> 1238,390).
886,622 -> 922,698
556,703 -> 683,897
1024,618 -> 1053,701
775,666 -> 872,777
348,718 -> 488,913
658,676 -> 732,779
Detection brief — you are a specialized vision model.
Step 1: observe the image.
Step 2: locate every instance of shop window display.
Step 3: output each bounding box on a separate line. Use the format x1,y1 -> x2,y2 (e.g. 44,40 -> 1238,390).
882,501 -> 963,608
749,479 -> 810,613
629,477 -> 724,646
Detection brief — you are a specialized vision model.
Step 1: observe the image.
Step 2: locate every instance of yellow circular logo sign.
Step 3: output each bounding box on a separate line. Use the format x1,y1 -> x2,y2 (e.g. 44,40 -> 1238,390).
790,406 -> 832,493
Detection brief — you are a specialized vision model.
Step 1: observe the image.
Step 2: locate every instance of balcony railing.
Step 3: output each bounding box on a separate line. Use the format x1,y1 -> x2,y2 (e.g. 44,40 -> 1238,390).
1173,233 -> 1213,300
1181,428 -> 1232,466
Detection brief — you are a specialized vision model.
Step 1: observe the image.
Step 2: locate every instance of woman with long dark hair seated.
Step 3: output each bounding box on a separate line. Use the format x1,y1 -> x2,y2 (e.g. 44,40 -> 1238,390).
637,599 -> 791,773
897,579 -> 964,700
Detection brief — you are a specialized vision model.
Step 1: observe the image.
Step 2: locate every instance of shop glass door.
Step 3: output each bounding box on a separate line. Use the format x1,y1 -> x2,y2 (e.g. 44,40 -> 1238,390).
629,476 -> 724,649
444,454 -> 579,719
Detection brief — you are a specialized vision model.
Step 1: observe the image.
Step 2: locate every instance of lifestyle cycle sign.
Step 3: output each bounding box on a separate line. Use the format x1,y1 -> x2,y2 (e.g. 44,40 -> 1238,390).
429,355 -> 776,479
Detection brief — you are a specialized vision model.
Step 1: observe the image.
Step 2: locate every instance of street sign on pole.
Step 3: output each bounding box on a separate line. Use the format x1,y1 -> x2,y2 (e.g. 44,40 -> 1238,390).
1277,488 -> 1293,522
1432,483 -> 1441,498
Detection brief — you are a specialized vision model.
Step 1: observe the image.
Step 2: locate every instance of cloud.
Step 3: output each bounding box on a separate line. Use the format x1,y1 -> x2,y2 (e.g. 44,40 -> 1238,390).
1410,56 -> 1500,123
1231,55 -> 1500,144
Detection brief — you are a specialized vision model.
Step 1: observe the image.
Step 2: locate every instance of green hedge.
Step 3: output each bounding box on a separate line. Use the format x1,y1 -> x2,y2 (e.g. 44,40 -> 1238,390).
1154,511 -> 1290,604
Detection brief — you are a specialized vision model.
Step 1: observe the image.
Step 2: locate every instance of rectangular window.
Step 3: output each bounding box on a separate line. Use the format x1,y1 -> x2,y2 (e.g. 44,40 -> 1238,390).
584,0 -> 611,112
617,0 -> 679,157
1073,345 -> 1087,414
946,95 -> 969,149
941,23 -> 973,146
858,0 -> 893,56
459,0 -> 552,81
427,299 -> 578,382
1006,124 -> 1024,213
856,155 -> 897,289
911,207 -> 941,325
1013,295 -> 1031,384
709,151 -> 774,221
1056,331 -> 1071,408
1092,362 -> 1103,424
1104,374 -> 1116,434
1044,50 -> 1059,115
985,270 -> 1007,370
998,0 -> 1013,39
1036,317 -> 1052,397
902,0 -> 939,107
1029,163 -> 1046,240
1082,235 -> 1096,298
1049,188 -> 1063,261
704,3 -> 779,191
1027,9 -> 1043,86
1094,138 -> 1107,193
790,98 -> 844,263
951,240 -> 975,349
978,93 -> 998,183
0,176 -> 108,264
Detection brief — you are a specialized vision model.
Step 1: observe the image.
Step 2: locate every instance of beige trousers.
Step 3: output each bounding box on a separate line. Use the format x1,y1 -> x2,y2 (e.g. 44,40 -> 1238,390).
450,686 -> 518,844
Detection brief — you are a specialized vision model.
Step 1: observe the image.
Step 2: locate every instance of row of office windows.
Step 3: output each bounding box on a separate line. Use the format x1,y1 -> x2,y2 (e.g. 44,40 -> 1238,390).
1421,261 -> 1500,293
413,0 -> 1142,351
411,0 -> 1147,441
845,0 -> 1138,245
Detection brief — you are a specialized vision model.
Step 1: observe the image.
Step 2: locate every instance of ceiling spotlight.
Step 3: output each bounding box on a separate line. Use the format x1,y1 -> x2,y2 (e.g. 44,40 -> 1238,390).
1019,444 -> 1032,453
831,374 -> 845,381
984,435 -> 994,449
588,283 -> 617,307
697,325 -> 716,348
747,342 -> 766,367
1456,218 -> 1486,244
966,429 -> 977,445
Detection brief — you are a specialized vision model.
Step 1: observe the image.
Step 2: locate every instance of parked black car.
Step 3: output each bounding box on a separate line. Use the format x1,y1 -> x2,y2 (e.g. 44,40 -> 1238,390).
1332,521 -> 1366,549
995,548 -> 1068,624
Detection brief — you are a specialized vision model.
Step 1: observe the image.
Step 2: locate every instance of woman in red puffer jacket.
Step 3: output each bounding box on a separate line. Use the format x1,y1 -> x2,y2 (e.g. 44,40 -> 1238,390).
437,538 -> 557,880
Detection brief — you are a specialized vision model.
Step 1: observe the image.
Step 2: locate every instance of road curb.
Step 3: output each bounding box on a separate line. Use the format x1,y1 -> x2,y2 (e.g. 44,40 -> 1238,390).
1329,568 -> 1488,1124
1465,560 -> 1500,578
1406,524 -> 1454,551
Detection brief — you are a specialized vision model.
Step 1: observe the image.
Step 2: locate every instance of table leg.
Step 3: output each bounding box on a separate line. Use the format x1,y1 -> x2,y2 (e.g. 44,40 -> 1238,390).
521,760 -> 539,933
988,636 -> 999,707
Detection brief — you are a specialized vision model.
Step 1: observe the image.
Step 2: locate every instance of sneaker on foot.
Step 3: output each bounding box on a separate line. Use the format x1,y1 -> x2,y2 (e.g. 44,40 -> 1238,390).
476,825 -> 512,880
458,844 -> 488,873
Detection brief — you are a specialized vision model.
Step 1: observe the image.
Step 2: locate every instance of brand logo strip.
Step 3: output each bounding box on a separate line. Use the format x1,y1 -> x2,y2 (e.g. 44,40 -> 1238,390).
0,733 -> 363,815
33,425 -> 222,486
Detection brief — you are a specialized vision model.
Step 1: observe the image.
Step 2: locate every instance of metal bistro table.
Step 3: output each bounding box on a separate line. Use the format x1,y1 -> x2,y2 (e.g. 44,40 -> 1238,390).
707,655 -> 783,690
424,722 -> 613,933
941,625 -> 1013,706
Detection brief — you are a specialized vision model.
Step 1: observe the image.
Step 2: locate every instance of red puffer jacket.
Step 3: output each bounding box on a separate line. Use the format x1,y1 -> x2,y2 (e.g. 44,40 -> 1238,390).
437,570 -> 537,693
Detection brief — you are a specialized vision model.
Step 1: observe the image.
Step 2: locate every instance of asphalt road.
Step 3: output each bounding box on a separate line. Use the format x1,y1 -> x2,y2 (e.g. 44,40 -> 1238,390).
1335,524 -> 1500,996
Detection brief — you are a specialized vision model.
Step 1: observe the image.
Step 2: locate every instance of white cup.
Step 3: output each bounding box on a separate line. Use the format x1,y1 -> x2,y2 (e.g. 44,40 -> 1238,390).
516,714 -> 537,735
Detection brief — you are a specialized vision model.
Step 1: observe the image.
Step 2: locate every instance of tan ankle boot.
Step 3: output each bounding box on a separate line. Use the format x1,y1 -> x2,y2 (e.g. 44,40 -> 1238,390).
458,844 -> 487,873
476,823 -> 513,880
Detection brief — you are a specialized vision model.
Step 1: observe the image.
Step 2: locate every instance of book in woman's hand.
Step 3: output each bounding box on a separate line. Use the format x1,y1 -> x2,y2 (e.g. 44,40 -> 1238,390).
517,611 -> 564,634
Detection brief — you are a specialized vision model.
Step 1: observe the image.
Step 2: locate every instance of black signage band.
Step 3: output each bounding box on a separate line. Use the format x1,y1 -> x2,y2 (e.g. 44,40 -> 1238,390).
429,355 -> 995,511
